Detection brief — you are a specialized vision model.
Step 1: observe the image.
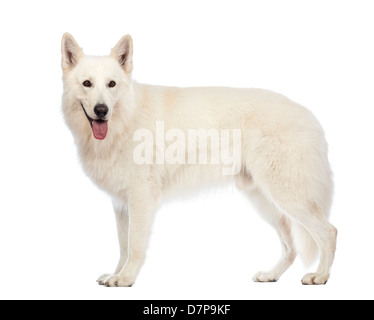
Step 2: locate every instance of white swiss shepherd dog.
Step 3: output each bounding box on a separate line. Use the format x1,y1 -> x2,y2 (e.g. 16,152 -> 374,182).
61,33 -> 337,287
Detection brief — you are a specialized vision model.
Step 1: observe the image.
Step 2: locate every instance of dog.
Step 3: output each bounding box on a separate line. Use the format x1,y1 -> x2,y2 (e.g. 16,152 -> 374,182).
61,33 -> 337,287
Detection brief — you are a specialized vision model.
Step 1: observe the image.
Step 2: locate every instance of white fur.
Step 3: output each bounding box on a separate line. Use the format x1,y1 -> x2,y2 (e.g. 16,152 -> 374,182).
61,33 -> 337,286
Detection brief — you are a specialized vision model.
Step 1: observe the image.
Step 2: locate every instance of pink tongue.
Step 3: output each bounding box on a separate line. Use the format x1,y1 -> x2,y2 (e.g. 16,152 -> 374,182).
92,120 -> 108,140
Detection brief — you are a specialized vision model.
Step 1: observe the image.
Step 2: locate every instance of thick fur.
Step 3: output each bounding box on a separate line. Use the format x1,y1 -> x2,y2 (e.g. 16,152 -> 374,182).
61,33 -> 337,286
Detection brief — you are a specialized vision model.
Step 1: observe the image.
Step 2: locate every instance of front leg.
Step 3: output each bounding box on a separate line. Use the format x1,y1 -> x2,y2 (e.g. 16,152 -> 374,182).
97,200 -> 129,285
103,190 -> 156,287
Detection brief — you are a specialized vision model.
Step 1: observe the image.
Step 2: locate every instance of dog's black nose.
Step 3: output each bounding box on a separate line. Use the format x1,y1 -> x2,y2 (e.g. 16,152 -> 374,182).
94,104 -> 109,118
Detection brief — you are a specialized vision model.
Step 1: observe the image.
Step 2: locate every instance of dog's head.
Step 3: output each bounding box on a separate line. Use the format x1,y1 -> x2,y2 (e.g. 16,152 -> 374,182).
61,33 -> 133,140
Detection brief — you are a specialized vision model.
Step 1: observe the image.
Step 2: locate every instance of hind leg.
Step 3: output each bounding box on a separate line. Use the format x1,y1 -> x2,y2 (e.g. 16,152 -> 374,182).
253,219 -> 296,282
299,215 -> 337,285
245,123 -> 336,284
269,197 -> 337,285
246,188 -> 297,282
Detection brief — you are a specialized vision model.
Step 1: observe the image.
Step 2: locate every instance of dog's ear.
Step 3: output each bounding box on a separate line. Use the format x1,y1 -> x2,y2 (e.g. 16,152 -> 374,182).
61,33 -> 83,72
111,35 -> 133,74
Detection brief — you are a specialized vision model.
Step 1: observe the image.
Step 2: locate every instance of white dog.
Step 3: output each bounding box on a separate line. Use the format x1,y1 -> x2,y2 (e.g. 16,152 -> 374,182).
61,33 -> 337,287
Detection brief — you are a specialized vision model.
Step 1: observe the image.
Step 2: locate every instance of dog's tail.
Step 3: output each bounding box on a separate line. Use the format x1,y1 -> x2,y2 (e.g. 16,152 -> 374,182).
291,199 -> 333,265
292,223 -> 318,266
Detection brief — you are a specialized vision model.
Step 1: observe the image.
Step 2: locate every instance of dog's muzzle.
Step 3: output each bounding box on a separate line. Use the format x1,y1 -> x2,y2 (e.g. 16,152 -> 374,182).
81,103 -> 109,140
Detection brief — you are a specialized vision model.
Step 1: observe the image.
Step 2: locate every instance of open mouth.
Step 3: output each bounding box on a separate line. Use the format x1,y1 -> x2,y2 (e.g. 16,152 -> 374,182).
81,103 -> 108,140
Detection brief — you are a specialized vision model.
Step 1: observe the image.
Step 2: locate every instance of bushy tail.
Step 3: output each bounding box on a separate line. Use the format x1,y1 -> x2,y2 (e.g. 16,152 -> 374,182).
292,222 -> 318,266
290,190 -> 333,266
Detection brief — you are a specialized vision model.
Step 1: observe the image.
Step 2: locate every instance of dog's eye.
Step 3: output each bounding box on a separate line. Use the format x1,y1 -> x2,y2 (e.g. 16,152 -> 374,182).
83,80 -> 92,88
108,81 -> 116,88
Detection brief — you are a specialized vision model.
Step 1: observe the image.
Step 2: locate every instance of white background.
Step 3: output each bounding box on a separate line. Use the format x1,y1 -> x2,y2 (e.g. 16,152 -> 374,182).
0,0 -> 373,300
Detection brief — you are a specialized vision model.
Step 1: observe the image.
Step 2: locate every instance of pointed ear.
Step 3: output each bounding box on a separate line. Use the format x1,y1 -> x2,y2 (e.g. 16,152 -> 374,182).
111,35 -> 133,74
61,33 -> 83,72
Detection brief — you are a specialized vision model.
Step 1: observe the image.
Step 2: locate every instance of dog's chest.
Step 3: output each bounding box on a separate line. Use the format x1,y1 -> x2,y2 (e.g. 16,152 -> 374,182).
80,146 -> 132,197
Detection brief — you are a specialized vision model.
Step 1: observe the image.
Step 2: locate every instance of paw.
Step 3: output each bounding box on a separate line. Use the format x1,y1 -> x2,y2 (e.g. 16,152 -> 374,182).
301,273 -> 329,285
98,275 -> 134,287
97,274 -> 113,285
253,271 -> 278,283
